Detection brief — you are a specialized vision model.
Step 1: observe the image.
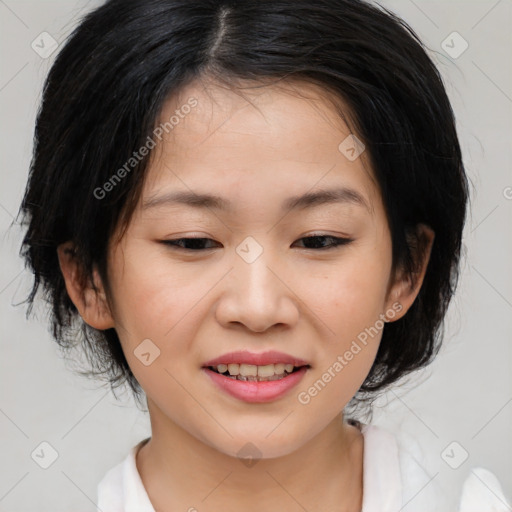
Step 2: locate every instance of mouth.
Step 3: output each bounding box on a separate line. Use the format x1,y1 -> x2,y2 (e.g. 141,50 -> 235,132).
201,350 -> 311,402
202,364 -> 310,403
205,363 -> 311,382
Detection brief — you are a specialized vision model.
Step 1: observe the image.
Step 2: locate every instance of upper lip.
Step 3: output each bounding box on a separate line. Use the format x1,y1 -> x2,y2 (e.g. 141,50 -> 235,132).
202,350 -> 310,367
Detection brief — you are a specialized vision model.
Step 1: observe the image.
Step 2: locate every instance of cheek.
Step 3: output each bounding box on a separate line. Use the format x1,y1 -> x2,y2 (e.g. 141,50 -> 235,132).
302,250 -> 390,399
307,251 -> 391,340
108,246 -> 221,382
109,246 -> 199,337
110,258 -> 201,397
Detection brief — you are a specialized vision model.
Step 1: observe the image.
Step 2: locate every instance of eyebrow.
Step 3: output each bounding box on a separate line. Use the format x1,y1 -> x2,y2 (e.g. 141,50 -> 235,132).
142,187 -> 371,214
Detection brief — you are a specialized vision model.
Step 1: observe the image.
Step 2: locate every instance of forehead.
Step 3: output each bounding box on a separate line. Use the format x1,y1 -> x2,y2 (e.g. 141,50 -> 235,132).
142,77 -> 380,218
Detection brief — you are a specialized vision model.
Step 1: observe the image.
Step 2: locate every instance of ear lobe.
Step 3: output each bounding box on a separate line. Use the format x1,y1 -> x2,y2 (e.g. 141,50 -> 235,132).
57,241 -> 115,330
384,224 -> 435,322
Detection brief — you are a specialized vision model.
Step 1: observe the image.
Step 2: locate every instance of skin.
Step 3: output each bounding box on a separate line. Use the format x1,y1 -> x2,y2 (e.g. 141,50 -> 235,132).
58,77 -> 434,512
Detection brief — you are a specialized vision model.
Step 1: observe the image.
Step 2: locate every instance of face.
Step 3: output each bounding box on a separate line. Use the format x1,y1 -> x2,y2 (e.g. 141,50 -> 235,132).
61,77 -> 425,459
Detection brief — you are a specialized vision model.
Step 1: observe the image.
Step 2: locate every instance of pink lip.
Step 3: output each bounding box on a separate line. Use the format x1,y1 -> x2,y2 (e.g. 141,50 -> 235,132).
202,350 -> 310,367
202,366 -> 309,403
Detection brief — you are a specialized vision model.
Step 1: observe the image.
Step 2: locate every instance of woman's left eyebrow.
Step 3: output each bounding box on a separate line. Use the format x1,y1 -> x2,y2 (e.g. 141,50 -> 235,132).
142,186 -> 372,215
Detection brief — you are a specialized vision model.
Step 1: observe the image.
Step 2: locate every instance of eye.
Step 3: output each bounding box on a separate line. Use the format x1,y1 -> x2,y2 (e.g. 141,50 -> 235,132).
293,235 -> 354,250
161,238 -> 220,251
161,235 -> 353,251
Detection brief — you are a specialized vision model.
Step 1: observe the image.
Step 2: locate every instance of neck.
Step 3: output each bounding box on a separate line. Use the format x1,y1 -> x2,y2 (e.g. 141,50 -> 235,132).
136,399 -> 363,511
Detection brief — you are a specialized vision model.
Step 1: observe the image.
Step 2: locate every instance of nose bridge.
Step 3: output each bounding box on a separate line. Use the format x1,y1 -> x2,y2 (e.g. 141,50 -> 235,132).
234,234 -> 282,300
216,235 -> 299,331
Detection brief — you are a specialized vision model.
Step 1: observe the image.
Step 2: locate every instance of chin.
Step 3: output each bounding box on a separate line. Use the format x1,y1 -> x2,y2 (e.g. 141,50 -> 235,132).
205,431 -> 304,462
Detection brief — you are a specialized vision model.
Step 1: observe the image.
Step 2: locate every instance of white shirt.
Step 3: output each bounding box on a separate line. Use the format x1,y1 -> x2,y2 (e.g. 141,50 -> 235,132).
97,422 -> 511,511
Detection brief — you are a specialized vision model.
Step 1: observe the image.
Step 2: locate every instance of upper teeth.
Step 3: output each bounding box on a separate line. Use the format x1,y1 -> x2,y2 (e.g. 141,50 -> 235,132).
214,363 -> 296,377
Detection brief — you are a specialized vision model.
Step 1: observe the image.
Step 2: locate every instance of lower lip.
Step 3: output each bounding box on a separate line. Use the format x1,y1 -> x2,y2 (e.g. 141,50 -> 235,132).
202,367 -> 308,403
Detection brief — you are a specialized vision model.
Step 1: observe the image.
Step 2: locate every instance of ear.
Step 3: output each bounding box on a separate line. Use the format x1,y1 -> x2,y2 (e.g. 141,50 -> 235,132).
57,241 -> 115,330
384,223 -> 435,322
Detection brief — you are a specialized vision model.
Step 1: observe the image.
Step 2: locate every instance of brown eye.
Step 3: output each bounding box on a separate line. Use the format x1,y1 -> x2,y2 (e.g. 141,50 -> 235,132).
161,238 -> 220,251
293,235 -> 354,250
161,235 -> 354,252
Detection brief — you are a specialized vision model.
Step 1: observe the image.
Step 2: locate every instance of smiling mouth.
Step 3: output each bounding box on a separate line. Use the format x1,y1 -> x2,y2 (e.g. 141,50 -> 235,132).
206,363 -> 310,382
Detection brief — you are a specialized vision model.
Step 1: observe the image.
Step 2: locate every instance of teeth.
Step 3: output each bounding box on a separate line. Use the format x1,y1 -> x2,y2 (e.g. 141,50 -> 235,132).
274,363 -> 285,374
212,362 -> 303,379
240,364 -> 258,377
257,364 -> 275,377
227,363 -> 239,375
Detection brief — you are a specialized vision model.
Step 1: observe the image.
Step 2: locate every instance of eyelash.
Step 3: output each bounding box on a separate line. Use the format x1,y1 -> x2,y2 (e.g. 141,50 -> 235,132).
161,235 -> 354,252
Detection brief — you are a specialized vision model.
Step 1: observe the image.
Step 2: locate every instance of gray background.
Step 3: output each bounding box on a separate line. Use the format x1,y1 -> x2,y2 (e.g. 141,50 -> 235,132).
0,0 -> 511,510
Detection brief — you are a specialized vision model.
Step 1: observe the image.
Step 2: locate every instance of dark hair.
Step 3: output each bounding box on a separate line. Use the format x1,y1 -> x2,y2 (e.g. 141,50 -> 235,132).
18,0 -> 469,412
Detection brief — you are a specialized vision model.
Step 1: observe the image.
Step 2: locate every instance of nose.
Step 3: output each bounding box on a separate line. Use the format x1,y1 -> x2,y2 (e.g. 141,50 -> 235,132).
214,244 -> 300,333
